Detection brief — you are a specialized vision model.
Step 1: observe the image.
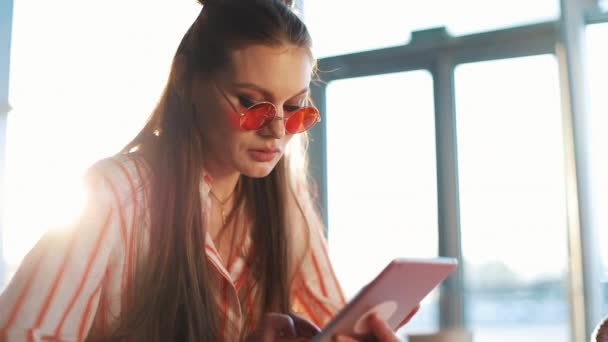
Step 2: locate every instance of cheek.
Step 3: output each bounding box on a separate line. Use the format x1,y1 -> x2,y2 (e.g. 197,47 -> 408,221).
212,109 -> 243,147
203,111 -> 242,152
231,131 -> 256,154
207,96 -> 241,131
227,111 -> 241,130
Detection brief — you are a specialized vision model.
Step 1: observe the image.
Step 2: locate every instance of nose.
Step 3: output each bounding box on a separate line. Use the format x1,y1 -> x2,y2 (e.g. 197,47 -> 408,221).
262,107 -> 286,139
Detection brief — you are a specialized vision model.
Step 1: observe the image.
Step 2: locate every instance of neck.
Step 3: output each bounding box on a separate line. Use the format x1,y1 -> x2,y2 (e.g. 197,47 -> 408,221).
205,165 -> 242,236
205,165 -> 241,201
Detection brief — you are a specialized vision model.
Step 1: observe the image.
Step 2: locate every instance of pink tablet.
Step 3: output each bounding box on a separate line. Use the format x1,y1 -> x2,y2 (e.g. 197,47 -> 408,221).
312,257 -> 458,342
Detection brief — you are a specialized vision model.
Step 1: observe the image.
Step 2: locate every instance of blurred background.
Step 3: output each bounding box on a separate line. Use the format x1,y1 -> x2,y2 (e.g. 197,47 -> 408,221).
0,0 -> 607,341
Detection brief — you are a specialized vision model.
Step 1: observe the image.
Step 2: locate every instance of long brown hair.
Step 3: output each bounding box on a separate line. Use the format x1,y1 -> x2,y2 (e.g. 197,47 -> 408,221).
100,0 -> 315,341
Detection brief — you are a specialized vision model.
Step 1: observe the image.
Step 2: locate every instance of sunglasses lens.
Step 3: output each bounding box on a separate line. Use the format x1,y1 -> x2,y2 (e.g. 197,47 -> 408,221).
285,107 -> 320,133
240,103 -> 275,130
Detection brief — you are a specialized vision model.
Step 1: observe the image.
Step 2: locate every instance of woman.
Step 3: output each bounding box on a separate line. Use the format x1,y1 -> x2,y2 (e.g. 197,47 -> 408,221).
0,0 -> 415,341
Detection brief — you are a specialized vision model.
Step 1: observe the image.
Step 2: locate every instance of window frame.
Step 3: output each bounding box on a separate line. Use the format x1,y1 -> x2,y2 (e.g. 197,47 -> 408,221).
307,1 -> 608,340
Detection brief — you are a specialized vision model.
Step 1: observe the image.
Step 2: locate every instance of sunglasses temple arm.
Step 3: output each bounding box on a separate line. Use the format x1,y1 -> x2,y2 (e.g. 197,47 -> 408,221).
305,96 -> 322,122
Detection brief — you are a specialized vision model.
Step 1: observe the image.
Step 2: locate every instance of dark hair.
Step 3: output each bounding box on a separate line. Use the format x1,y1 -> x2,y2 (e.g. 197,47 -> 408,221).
97,0 -> 315,341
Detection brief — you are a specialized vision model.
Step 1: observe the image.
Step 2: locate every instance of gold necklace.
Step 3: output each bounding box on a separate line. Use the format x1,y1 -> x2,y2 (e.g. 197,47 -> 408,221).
209,186 -> 237,225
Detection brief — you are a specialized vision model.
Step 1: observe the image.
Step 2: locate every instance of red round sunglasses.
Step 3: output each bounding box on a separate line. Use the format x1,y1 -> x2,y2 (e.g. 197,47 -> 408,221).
216,84 -> 321,134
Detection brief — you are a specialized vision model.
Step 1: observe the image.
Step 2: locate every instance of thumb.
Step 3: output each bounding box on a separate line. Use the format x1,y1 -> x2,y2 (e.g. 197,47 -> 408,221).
398,303 -> 421,329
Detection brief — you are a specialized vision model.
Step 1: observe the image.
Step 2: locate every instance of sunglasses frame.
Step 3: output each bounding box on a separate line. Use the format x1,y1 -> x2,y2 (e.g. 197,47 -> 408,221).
215,83 -> 321,134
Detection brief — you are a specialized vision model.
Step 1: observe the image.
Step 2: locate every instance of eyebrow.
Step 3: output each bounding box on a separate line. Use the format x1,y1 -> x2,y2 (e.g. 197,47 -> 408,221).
231,82 -> 309,100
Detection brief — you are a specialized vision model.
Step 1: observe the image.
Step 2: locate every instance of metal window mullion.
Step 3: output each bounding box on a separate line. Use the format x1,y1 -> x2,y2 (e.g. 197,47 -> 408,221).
309,83 -> 329,235
432,56 -> 465,329
316,22 -> 557,84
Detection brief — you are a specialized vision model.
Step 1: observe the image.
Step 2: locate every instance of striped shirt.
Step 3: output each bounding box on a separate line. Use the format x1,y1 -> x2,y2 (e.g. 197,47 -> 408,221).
0,154 -> 346,341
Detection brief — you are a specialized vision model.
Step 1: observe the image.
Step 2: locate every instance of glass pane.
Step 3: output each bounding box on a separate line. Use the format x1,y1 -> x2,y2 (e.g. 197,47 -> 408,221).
325,70 -> 438,334
304,0 -> 559,58
586,23 -> 608,312
455,55 -> 569,342
2,0 -> 199,288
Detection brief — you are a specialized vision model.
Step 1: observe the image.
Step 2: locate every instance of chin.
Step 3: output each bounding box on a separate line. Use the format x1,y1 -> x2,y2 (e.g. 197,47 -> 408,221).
240,163 -> 278,178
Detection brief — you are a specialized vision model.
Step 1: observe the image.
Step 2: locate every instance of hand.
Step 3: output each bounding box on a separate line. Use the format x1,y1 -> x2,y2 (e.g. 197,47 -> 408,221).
333,313 -> 398,342
334,304 -> 420,342
244,312 -> 321,342
397,303 -> 420,329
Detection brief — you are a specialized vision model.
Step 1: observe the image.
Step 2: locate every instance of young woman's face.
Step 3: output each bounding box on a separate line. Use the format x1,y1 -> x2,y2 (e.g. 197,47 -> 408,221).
199,44 -> 314,178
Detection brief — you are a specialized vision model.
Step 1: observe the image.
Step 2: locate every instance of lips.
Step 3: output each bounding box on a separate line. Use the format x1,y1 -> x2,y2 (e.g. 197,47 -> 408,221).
248,148 -> 281,162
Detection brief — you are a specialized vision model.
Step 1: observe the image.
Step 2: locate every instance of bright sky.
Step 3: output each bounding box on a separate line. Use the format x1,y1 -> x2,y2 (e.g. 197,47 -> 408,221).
3,0 -> 199,275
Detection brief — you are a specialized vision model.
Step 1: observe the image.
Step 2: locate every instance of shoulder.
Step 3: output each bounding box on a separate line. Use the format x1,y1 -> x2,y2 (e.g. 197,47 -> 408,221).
85,153 -> 151,208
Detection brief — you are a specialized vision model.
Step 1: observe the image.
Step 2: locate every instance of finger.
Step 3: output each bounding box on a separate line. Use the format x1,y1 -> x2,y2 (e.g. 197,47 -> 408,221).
368,313 -> 400,342
397,303 -> 421,329
288,312 -> 321,337
262,313 -> 297,340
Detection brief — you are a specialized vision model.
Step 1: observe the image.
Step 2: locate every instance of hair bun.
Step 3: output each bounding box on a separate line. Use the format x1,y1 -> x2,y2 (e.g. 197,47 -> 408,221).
197,0 -> 295,8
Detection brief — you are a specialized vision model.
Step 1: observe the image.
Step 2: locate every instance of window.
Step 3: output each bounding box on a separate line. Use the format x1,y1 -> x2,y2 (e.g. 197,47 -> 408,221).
455,55 -> 569,342
304,0 -> 559,58
2,0 -> 199,288
325,70 -> 439,334
586,23 -> 608,312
